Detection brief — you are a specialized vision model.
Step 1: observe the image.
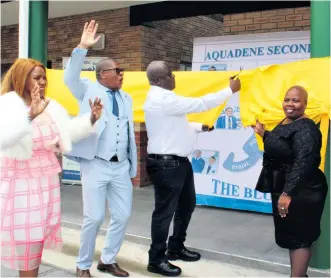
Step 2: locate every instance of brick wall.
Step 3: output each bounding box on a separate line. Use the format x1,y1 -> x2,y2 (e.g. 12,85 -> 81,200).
132,123 -> 151,187
1,25 -> 18,65
47,8 -> 144,70
140,16 -> 223,70
1,8 -> 144,70
1,8 -> 223,70
222,7 -> 310,35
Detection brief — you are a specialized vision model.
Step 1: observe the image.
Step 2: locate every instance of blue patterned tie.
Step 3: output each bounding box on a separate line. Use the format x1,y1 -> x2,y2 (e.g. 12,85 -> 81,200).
108,90 -> 119,117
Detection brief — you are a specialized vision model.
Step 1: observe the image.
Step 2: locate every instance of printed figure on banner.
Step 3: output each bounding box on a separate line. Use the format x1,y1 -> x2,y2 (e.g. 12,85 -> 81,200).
200,64 -> 228,71
190,150 -> 220,175
215,106 -> 242,130
191,150 -> 205,173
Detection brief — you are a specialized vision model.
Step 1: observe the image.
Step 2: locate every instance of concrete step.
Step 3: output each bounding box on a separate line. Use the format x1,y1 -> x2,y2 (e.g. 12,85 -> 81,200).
42,227 -> 287,277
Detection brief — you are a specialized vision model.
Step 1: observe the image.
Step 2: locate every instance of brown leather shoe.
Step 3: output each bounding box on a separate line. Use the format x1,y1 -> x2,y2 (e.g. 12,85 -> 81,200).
76,267 -> 92,277
97,260 -> 129,277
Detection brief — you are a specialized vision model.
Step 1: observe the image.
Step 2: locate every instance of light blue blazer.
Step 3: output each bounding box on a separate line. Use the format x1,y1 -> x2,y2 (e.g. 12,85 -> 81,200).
63,48 -> 137,178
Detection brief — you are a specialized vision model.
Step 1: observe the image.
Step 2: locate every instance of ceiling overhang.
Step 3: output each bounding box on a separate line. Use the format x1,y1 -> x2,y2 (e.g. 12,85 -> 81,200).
1,1 -> 310,27
0,0 -> 163,27
129,1 -> 310,26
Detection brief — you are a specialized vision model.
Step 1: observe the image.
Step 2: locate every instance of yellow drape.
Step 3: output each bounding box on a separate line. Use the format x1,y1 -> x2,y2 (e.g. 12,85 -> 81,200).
46,57 -> 330,171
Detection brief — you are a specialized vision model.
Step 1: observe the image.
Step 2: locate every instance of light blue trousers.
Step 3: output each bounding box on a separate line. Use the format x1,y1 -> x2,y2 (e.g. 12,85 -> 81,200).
76,158 -> 132,270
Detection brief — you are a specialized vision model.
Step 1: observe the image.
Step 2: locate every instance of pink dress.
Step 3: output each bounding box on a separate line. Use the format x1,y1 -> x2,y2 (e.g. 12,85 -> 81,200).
0,112 -> 63,271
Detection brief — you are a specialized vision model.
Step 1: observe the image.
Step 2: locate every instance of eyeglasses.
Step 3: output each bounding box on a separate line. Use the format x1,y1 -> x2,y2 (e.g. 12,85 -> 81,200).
101,68 -> 124,75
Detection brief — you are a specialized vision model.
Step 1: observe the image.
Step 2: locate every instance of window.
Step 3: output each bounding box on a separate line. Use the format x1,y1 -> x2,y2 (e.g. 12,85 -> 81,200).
179,62 -> 192,71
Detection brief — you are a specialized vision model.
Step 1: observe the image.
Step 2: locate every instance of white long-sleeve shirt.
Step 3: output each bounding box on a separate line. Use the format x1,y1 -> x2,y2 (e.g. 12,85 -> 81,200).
143,85 -> 233,157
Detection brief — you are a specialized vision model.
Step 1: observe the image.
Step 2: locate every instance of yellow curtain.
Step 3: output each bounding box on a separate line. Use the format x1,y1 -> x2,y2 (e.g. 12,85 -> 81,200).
46,57 -> 330,171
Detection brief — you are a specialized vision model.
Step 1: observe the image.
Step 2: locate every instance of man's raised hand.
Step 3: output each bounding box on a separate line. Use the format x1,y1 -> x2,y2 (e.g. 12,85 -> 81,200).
78,20 -> 101,49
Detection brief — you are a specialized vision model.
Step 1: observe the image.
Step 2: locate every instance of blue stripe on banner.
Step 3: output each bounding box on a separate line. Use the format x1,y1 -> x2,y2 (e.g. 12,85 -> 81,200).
196,194 -> 272,214
62,170 -> 81,181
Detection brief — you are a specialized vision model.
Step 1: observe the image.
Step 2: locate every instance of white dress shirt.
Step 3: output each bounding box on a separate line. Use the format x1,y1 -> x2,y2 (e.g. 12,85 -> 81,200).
143,85 -> 233,157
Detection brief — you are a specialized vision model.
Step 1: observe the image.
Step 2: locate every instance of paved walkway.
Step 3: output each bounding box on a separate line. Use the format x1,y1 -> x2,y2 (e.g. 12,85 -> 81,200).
45,227 -> 286,277
1,263 -> 75,277
61,185 -> 287,263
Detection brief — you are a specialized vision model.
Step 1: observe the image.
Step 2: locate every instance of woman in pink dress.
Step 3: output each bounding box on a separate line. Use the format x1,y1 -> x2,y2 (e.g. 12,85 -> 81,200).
0,58 -> 103,277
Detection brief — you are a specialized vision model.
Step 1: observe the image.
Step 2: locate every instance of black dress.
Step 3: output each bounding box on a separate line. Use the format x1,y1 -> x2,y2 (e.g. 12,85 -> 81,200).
256,118 -> 328,249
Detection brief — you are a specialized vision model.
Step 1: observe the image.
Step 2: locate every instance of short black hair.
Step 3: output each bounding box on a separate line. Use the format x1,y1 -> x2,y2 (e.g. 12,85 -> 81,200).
95,58 -> 115,80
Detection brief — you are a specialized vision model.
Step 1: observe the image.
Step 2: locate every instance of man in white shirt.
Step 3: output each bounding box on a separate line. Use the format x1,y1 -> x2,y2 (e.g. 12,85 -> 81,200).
143,61 -> 241,277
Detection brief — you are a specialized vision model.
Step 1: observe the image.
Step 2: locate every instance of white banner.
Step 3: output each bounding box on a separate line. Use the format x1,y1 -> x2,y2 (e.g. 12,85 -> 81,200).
191,31 -> 310,213
192,31 -> 310,71
62,56 -> 107,70
62,156 -> 81,185
61,56 -> 106,185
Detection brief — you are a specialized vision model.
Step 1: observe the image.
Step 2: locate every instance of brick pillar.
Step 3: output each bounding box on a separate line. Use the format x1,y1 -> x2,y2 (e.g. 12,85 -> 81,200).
132,122 -> 152,187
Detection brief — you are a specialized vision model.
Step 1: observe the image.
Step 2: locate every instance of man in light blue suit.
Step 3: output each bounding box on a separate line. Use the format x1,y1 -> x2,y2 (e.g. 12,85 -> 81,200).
63,20 -> 137,277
